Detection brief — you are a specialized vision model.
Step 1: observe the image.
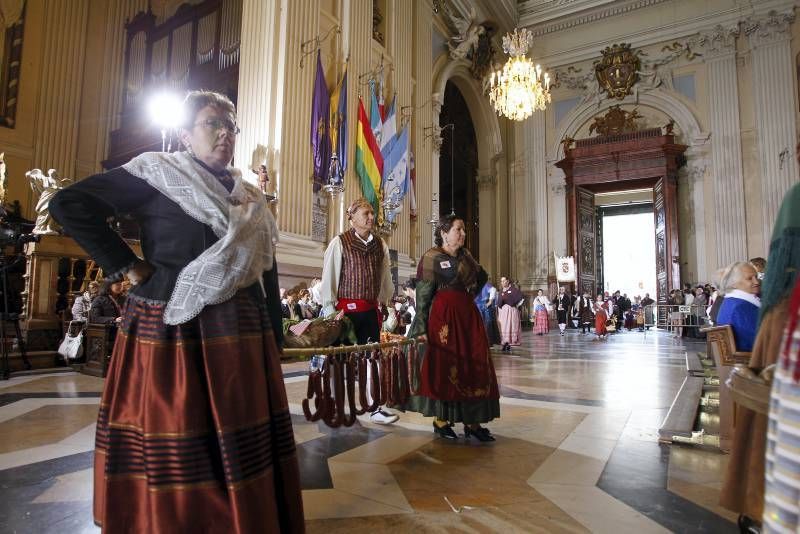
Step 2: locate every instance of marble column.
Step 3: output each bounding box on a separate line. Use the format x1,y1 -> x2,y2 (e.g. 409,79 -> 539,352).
32,0 -> 91,178
548,171 -> 567,256
746,10 -> 799,248
700,24 -> 747,270
234,0 -> 282,181
520,109 -> 549,290
476,170 -> 497,277
412,1 -> 435,256
277,1 -> 319,236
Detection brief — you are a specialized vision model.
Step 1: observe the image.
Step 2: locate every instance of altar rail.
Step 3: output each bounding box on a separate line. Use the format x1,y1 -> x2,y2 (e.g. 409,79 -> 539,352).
294,338 -> 422,429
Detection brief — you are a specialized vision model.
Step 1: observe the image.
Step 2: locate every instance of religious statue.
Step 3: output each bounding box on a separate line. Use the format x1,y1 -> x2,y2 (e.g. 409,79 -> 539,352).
447,7 -> 485,60
253,164 -> 270,194
560,136 -> 575,153
469,26 -> 496,80
25,168 -> 72,235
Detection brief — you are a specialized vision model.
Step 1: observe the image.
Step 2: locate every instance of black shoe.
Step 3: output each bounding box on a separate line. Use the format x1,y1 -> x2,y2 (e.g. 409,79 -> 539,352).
433,421 -> 458,440
464,425 -> 495,442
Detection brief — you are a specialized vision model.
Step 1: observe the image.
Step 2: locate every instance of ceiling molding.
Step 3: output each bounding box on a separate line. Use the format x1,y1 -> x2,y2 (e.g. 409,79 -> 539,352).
531,0 -> 797,67
520,0 -> 669,32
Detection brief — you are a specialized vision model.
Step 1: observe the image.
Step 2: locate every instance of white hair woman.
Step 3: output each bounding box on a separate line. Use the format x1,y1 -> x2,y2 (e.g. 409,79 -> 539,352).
50,91 -> 304,532
716,261 -> 761,351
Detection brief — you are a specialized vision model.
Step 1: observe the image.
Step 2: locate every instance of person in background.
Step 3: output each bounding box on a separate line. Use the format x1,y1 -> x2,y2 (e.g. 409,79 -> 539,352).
71,281 -> 99,323
497,276 -> 524,351
475,279 -> 500,345
553,286 -> 572,336
577,290 -> 595,334
89,280 -> 126,325
593,294 -> 608,340
715,262 -> 761,352
532,289 -> 551,335
669,288 -> 685,338
640,293 -> 655,330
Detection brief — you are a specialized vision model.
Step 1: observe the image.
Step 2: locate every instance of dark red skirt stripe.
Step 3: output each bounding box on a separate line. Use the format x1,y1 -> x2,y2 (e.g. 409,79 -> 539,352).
94,287 -> 305,533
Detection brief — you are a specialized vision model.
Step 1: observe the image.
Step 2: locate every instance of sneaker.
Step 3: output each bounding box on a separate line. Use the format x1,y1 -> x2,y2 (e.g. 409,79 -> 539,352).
370,409 -> 399,425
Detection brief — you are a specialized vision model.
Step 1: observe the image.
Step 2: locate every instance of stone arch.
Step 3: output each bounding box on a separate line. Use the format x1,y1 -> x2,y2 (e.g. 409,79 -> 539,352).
433,60 -> 503,166
431,59 -> 504,274
551,89 -> 706,159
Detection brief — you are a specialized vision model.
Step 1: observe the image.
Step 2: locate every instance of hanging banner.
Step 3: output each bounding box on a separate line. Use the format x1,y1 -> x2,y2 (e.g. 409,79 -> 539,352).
554,253 -> 576,283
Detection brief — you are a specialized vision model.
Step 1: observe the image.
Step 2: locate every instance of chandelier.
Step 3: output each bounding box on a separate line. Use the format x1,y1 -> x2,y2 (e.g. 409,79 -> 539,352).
488,28 -> 551,121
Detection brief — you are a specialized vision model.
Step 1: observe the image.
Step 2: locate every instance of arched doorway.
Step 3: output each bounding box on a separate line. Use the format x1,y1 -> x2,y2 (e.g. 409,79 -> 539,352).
439,80 -> 479,258
556,124 -> 687,306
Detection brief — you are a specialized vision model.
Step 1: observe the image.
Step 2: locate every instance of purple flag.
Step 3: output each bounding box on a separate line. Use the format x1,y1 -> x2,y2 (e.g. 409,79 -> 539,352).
310,50 -> 330,188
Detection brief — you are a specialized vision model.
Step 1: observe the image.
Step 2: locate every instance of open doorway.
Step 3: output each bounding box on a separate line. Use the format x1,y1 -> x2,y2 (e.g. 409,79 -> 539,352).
596,190 -> 657,300
439,81 -> 479,259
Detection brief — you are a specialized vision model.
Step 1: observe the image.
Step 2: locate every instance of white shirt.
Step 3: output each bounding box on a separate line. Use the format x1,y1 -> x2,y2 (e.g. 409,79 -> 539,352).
319,232 -> 394,317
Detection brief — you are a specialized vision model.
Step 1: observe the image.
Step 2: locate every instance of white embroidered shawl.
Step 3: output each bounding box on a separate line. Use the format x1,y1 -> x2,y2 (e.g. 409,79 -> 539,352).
123,151 -> 278,325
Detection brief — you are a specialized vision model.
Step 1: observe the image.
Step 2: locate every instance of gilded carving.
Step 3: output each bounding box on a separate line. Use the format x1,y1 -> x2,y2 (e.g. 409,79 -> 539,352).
581,235 -> 594,271
595,43 -> 640,100
588,105 -> 642,136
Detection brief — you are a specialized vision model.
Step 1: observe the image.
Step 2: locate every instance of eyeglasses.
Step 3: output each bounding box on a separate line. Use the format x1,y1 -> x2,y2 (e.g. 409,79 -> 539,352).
193,118 -> 241,135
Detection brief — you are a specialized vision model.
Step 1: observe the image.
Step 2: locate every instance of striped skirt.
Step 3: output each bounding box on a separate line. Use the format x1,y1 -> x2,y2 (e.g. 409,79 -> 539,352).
533,309 -> 549,334
94,287 -> 305,533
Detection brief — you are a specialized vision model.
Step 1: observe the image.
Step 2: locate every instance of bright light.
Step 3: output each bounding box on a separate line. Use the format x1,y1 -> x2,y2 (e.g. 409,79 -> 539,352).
147,92 -> 184,130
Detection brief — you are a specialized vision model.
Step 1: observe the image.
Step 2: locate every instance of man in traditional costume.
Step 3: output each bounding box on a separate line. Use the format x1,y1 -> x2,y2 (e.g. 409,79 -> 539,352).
554,286 -> 572,336
320,197 -> 398,425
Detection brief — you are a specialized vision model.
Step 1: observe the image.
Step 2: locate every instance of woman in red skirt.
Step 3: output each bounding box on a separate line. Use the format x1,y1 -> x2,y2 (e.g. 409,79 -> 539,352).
594,295 -> 608,340
407,215 -> 500,442
50,91 -> 304,533
532,289 -> 551,335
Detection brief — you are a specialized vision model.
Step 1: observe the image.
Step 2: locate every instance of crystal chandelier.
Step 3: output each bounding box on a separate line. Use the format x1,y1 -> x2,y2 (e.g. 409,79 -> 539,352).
489,28 -> 551,121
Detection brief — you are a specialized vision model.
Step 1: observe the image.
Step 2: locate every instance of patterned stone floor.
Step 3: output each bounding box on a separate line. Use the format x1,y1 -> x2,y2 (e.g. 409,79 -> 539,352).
0,328 -> 739,533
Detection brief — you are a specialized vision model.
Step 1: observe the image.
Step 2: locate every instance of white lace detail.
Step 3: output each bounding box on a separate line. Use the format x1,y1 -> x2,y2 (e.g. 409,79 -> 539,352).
123,151 -> 278,325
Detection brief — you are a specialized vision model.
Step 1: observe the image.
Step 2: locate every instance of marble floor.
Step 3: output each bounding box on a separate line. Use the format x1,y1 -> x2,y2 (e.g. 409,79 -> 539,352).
0,329 -> 739,533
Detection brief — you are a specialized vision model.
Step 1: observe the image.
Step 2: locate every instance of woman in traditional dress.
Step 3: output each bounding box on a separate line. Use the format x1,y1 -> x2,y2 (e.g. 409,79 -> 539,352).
49,91 -> 304,533
498,276 -> 524,351
593,295 -> 608,340
725,179 -> 800,533
532,289 -> 550,335
407,214 -> 500,442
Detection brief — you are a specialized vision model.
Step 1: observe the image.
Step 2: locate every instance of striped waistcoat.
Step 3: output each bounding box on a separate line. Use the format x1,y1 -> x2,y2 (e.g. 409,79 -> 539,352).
338,230 -> 384,302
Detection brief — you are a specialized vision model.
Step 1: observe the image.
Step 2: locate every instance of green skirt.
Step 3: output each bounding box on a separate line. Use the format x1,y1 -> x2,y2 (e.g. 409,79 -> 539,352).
403,395 -> 500,425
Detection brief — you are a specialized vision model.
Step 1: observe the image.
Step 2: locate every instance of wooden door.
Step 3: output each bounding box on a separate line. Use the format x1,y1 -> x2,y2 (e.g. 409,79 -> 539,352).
654,178 -> 670,304
576,187 -> 597,297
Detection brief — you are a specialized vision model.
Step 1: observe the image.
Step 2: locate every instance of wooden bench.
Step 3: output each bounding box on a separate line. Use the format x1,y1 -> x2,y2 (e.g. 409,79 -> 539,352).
81,323 -> 116,378
685,352 -> 705,377
700,324 -> 752,451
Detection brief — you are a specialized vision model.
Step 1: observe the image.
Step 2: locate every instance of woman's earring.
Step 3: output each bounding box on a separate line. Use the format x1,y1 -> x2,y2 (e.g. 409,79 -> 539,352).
184,142 -> 195,156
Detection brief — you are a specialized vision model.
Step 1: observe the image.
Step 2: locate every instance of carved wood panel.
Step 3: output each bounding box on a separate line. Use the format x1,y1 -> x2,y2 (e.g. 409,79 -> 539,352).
577,187 -> 596,297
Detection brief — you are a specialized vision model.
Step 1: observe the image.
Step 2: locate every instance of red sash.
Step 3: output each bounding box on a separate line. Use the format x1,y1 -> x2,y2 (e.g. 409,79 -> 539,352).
336,298 -> 382,326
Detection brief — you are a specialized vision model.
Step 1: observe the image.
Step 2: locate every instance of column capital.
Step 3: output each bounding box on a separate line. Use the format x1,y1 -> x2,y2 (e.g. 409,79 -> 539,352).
745,9 -> 795,48
697,24 -> 740,59
475,172 -> 497,191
